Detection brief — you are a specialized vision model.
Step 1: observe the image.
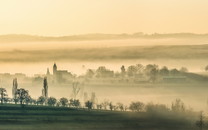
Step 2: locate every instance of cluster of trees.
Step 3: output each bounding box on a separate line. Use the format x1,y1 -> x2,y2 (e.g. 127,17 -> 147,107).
0,86 -> 188,114
85,64 -> 188,82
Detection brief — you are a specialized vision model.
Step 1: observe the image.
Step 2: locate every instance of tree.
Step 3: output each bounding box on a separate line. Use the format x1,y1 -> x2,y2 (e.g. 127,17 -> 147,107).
96,66 -> 114,78
69,99 -> 80,108
101,100 -> 110,110
129,101 -> 144,112
196,111 -> 205,130
16,88 -> 29,107
86,69 -> 95,78
145,103 -> 170,113
12,78 -> 18,102
37,96 -> 46,105
205,65 -> 208,71
25,95 -> 32,105
159,66 -> 169,76
72,82 -> 81,99
0,88 -> 7,104
171,99 -> 185,112
85,101 -> 93,110
47,97 -> 57,106
121,65 -> 126,77
109,102 -> 114,111
144,64 -> 159,82
59,97 -> 68,107
116,102 -> 124,111
180,67 -> 188,72
170,69 -> 180,76
127,65 -> 138,77
42,77 -> 48,98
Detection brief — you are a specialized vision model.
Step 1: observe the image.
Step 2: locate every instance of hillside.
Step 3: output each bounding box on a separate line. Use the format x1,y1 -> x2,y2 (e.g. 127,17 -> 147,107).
1,33 -> 208,42
0,104 -> 198,130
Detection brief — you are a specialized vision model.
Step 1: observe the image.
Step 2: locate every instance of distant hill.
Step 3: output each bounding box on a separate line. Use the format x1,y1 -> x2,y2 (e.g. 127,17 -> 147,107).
1,33 -> 208,42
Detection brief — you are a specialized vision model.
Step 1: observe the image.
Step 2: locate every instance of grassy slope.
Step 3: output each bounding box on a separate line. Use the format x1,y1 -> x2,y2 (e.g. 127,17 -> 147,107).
0,104 -> 198,130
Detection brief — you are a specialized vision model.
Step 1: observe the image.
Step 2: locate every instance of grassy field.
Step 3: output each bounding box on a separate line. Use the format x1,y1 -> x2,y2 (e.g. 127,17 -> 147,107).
0,104 -> 200,130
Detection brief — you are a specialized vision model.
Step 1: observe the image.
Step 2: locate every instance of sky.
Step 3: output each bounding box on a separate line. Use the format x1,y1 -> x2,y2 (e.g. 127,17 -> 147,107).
0,0 -> 208,36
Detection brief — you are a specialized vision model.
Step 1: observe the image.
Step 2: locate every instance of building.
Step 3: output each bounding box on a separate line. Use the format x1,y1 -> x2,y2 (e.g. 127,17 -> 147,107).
52,63 -> 73,83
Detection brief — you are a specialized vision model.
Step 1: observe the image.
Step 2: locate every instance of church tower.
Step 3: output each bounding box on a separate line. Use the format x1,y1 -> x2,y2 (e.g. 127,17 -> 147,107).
53,63 -> 57,76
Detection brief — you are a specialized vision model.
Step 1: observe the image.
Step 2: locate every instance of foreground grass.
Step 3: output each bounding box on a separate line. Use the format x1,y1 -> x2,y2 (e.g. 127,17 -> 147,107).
0,104 -> 200,130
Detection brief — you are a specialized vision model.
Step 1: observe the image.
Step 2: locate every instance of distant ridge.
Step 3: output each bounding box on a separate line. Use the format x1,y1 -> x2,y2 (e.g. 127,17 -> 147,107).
1,33 -> 208,42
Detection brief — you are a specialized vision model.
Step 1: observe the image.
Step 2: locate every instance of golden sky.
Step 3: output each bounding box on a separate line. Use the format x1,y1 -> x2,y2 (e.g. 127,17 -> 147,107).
0,0 -> 207,36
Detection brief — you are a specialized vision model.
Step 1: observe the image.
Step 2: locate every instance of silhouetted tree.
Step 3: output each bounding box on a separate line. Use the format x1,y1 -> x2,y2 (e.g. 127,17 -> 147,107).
101,100 -> 110,110
121,65 -> 126,77
12,78 -> 18,103
171,99 -> 185,112
85,100 -> 93,110
69,99 -> 80,108
144,64 -> 159,82
129,101 -> 144,112
42,77 -> 48,98
16,88 -> 29,107
196,111 -> 205,130
59,97 -> 68,107
37,96 -> 46,105
159,66 -> 169,76
127,65 -> 138,77
109,102 -> 114,111
170,68 -> 180,76
86,69 -> 95,78
0,88 -> 7,104
25,95 -> 32,105
96,66 -> 114,78
145,103 -> 170,113
116,102 -> 124,111
47,97 -> 57,106
180,67 -> 188,72
72,82 -> 81,99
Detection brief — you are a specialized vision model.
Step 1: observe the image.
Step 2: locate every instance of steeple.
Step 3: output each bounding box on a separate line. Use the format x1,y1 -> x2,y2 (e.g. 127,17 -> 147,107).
53,63 -> 57,75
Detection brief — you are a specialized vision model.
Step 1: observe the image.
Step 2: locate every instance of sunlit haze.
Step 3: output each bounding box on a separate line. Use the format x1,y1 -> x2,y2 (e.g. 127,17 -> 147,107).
0,0 -> 208,36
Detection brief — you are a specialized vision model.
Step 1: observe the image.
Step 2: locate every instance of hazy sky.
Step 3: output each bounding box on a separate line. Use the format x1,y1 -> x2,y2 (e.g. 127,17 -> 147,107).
0,0 -> 208,36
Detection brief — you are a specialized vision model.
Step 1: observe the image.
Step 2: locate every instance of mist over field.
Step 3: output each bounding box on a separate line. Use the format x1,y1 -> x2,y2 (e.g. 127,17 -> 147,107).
0,35 -> 208,113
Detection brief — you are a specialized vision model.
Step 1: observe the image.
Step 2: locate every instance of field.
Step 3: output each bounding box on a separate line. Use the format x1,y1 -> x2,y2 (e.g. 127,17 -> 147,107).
0,104 -> 200,130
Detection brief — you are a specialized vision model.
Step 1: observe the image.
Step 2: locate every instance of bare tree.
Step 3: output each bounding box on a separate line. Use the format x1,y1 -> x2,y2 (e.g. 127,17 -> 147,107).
101,100 -> 110,110
72,81 -> 81,99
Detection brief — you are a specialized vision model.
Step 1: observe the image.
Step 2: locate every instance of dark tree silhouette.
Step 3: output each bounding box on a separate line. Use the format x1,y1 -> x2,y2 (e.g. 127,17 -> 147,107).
121,65 -> 126,77
85,100 -> 93,110
12,78 -> 18,103
69,99 -> 80,108
59,97 -> 68,107
129,101 -> 144,112
159,66 -> 169,76
72,82 -> 81,99
0,88 -> 7,104
16,88 -> 29,107
196,111 -> 205,130
171,99 -> 185,112
47,97 -> 57,106
37,96 -> 46,105
42,77 -> 48,98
